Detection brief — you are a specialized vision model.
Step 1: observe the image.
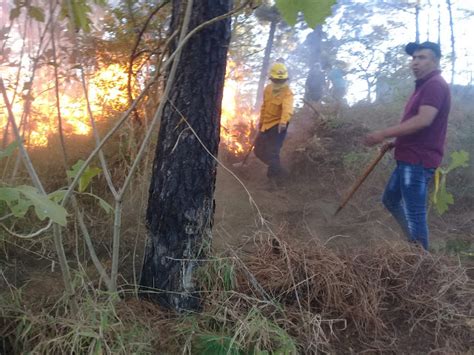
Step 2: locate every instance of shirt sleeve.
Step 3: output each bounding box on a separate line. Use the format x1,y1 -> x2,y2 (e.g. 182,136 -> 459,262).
280,89 -> 294,125
420,81 -> 448,110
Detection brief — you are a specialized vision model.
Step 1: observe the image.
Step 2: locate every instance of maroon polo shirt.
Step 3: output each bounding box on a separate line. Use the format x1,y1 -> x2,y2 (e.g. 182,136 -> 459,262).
394,70 -> 451,168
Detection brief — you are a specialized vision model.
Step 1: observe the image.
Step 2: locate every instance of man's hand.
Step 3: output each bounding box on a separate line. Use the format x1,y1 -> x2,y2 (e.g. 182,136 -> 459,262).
278,123 -> 287,133
381,141 -> 395,151
363,130 -> 386,146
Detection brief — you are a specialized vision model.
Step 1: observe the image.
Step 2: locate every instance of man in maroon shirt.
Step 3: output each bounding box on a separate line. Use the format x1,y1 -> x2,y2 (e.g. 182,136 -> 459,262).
364,41 -> 451,250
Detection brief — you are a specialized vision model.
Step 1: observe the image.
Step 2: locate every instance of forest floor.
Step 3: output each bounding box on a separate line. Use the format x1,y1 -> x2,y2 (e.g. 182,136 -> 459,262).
1,105 -> 473,354
209,107 -> 474,352
214,106 -> 473,258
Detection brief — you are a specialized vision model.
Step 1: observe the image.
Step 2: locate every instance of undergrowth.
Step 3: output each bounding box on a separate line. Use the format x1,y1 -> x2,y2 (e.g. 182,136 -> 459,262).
1,235 -> 473,354
0,274 -> 154,354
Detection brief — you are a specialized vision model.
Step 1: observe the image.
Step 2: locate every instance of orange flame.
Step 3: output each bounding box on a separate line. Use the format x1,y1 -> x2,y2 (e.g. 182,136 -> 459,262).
2,59 -> 256,153
221,60 -> 258,157
1,63 -> 137,147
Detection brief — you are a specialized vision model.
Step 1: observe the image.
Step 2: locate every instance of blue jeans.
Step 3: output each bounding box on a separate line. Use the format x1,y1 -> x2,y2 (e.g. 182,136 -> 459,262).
382,162 -> 435,250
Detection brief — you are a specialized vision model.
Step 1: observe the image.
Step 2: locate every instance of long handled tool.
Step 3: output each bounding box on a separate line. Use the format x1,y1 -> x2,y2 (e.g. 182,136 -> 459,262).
334,144 -> 392,216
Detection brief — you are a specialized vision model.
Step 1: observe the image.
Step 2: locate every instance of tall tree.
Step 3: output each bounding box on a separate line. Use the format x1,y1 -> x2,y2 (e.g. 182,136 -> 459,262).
307,25 -> 324,65
140,0 -> 232,311
437,3 -> 441,45
415,0 -> 420,42
253,5 -> 280,110
446,0 -> 455,84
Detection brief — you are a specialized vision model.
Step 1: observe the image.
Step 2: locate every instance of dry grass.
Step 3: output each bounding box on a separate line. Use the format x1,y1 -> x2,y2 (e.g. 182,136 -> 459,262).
1,96 -> 474,353
1,232 -> 473,354
189,234 -> 474,353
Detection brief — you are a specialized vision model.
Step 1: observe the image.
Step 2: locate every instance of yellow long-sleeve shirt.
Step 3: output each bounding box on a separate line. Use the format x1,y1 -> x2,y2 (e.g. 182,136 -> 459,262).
259,83 -> 294,132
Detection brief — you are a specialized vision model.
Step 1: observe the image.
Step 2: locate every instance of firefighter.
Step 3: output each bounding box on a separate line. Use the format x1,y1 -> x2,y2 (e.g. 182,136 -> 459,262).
254,62 -> 294,185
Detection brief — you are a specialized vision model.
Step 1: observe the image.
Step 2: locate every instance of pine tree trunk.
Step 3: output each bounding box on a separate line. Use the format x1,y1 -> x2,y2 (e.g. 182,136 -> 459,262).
304,25 -> 324,102
309,25 -> 323,65
254,19 -> 277,110
437,4 -> 441,45
446,0 -> 455,84
139,0 -> 232,312
415,0 -> 420,42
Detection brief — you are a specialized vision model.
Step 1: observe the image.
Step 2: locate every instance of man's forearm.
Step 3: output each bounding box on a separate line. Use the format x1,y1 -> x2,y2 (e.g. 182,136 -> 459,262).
381,114 -> 432,139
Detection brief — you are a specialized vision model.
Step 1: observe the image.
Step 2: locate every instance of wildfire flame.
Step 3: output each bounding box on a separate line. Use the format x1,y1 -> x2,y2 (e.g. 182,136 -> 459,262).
220,60 -> 258,157
1,63 -> 136,147
1,59 -> 256,155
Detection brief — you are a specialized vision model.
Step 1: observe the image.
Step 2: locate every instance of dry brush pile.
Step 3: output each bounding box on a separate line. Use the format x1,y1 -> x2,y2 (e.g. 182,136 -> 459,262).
1,235 -> 473,354
184,235 -> 474,353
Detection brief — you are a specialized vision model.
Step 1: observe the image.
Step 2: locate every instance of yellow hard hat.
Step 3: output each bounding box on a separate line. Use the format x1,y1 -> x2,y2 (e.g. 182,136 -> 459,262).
269,63 -> 288,80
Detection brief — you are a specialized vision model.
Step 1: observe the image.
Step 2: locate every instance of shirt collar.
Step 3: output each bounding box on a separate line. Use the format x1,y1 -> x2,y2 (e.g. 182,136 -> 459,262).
415,69 -> 441,88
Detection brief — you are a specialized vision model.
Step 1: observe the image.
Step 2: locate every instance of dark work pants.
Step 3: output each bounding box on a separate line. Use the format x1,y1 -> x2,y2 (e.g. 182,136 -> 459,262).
254,125 -> 287,179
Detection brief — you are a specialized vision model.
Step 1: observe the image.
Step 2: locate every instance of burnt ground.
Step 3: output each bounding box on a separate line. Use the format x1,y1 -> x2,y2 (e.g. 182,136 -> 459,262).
212,107 -> 474,353
214,107 -> 473,256
1,105 -> 473,354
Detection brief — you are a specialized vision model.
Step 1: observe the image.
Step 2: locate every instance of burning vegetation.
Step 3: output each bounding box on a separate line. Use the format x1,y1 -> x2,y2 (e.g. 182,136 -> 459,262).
1,63 -> 139,148
1,59 -> 255,158
221,60 -> 258,157
1,1 -> 474,354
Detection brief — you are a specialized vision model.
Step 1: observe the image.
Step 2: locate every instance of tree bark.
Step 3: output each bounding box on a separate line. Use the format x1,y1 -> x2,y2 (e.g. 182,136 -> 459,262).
415,0 -> 420,42
139,0 -> 232,312
308,25 -> 323,66
437,4 -> 441,46
254,19 -> 277,110
446,0 -> 455,85
304,25 -> 324,102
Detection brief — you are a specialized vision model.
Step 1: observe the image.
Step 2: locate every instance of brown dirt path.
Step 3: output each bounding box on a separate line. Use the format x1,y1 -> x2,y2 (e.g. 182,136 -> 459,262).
214,109 -> 463,253
214,113 -> 392,250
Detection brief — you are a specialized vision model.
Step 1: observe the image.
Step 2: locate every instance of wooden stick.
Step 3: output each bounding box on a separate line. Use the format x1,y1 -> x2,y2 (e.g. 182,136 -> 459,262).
240,141 -> 255,165
232,133 -> 258,167
334,144 -> 391,216
302,98 -> 328,121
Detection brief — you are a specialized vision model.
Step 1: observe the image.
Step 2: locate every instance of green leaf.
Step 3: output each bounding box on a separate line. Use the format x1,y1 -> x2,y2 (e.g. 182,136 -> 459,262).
275,0 -> 335,27
0,187 -> 32,217
27,6 -> 45,22
446,150 -> 469,173
48,189 -> 67,203
17,186 -> 68,226
431,150 -> 470,215
0,141 -> 19,160
10,198 -> 33,218
59,0 -> 96,33
79,167 -> 101,192
0,187 -> 20,203
67,160 -> 101,192
98,198 -> 113,214
300,0 -> 336,28
81,192 -> 114,214
431,176 -> 454,215
9,7 -> 21,21
72,0 -> 92,32
275,0 -> 299,26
